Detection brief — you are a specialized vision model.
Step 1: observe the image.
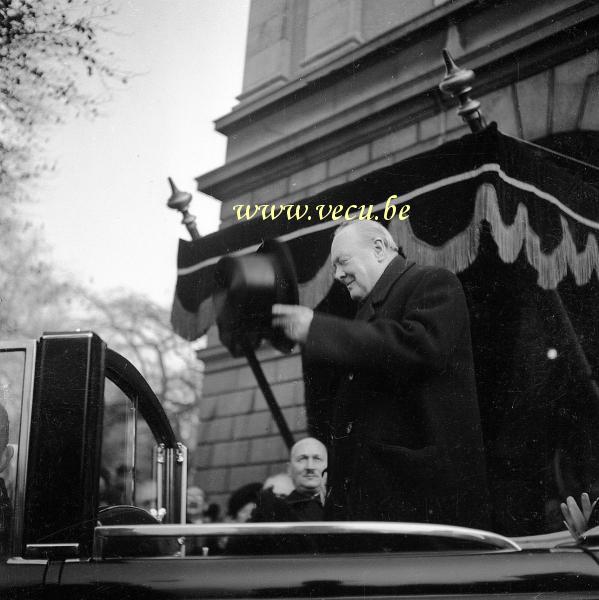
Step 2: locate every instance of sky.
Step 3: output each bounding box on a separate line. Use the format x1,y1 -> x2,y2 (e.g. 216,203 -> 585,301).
25,0 -> 250,308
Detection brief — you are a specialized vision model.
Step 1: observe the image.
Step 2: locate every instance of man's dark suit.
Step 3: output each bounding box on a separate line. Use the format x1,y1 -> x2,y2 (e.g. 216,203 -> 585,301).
304,255 -> 489,528
250,489 -> 324,522
226,490 -> 324,555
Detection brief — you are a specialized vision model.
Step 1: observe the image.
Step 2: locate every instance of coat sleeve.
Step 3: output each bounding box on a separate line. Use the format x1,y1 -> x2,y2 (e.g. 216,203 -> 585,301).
304,268 -> 469,381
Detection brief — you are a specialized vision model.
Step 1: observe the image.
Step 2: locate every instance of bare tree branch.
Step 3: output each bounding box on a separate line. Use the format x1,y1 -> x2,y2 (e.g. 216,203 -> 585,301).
0,0 -> 128,202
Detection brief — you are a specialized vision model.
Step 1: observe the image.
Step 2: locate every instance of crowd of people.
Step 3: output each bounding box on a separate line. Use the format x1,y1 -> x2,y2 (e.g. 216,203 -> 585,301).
185,437 -> 327,529
183,434 -> 599,544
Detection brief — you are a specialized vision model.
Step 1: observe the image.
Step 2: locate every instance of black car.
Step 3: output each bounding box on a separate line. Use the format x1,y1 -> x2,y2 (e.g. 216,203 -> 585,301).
2,331 -> 599,599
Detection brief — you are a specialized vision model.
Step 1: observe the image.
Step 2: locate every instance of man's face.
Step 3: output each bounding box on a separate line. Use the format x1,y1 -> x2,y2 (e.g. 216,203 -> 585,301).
289,439 -> 327,494
187,486 -> 205,518
331,226 -> 381,301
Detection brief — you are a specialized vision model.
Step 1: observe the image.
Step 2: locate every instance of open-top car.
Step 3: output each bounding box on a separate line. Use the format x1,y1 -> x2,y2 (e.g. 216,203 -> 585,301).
3,331 -> 599,599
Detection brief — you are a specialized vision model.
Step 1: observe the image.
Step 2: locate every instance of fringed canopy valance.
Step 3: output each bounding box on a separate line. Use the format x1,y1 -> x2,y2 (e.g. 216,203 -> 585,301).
172,124 -> 599,341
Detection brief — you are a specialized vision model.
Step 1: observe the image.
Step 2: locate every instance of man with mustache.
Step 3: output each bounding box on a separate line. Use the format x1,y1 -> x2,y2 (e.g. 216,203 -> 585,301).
250,437 -> 327,523
225,438 -> 327,555
272,220 -> 488,528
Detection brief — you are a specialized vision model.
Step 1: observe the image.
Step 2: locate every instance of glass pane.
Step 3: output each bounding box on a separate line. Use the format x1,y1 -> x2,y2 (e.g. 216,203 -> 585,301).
98,379 -> 157,517
135,417 -> 157,512
0,350 -> 24,556
100,379 -> 135,507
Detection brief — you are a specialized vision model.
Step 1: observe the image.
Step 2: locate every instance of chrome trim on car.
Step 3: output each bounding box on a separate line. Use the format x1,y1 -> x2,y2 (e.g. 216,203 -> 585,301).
583,524 -> 599,539
39,331 -> 94,339
580,525 -> 599,549
6,558 -> 47,565
512,530 -> 575,550
93,521 -> 521,557
176,443 -> 187,525
25,543 -> 80,559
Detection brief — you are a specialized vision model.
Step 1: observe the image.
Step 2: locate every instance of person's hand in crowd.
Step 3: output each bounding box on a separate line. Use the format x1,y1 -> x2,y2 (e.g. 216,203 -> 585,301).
272,304 -> 314,344
561,492 -> 597,541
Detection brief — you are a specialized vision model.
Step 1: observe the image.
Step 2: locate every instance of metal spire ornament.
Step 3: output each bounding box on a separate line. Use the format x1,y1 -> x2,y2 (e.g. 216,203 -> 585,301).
166,177 -> 200,241
439,49 -> 486,133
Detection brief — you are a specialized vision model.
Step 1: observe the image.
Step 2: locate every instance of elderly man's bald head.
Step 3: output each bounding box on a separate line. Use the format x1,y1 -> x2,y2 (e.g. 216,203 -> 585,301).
290,437 -> 327,459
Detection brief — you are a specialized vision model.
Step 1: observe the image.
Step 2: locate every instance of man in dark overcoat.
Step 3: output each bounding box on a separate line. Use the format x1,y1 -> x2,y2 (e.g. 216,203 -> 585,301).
273,220 -> 489,528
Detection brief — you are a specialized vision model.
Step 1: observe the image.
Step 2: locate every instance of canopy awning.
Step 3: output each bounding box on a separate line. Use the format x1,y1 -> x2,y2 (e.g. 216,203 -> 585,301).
172,124 -> 599,341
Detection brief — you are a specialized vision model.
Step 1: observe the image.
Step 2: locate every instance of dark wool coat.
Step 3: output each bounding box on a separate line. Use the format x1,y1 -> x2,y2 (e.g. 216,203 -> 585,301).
304,256 -> 489,529
226,490 -> 324,555
250,489 -> 324,522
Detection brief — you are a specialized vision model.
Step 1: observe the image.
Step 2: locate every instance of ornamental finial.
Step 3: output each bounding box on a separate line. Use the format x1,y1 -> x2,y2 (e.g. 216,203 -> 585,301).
439,49 -> 486,133
167,177 -> 200,241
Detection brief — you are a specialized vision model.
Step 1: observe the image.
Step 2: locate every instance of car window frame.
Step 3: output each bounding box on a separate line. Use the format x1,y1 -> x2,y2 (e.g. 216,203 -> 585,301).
103,347 -> 185,524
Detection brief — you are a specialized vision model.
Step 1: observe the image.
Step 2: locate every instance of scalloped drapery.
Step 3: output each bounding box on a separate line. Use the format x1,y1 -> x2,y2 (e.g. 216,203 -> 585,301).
172,125 -> 599,341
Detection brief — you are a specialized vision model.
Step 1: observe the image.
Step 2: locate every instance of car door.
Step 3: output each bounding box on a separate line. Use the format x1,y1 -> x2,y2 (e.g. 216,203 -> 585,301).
0,332 -> 185,598
0,339 -> 47,598
57,522 -> 599,599
57,339 -> 187,579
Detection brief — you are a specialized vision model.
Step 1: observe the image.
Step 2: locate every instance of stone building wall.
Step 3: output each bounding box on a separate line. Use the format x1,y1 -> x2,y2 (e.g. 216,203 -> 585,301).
193,344 -> 305,509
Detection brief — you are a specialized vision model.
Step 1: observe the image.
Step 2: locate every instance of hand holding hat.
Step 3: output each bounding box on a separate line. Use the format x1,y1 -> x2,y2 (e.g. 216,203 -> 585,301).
272,304 -> 313,345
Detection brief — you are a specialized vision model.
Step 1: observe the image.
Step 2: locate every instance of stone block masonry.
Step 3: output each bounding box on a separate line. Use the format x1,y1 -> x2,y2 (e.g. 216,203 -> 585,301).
193,346 -> 307,514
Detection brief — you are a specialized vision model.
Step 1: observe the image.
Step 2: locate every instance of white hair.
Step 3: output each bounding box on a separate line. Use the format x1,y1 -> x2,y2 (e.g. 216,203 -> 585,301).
334,220 -> 399,253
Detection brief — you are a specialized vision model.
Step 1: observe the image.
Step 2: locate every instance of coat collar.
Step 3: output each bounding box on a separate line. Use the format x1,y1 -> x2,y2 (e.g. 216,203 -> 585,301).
356,255 -> 414,319
286,489 -> 322,505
